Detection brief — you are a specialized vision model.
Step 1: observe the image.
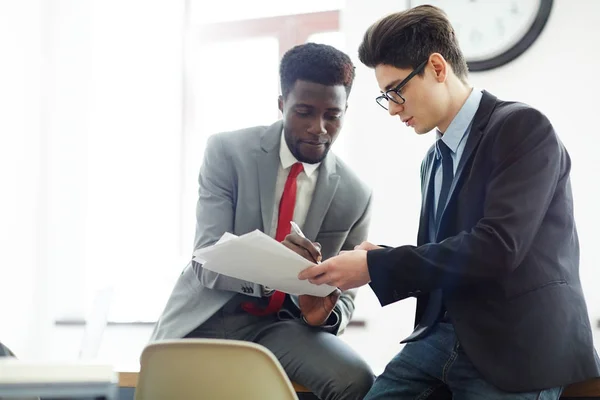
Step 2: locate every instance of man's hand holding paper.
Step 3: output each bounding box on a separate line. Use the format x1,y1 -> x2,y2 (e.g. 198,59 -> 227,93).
192,230 -> 337,297
282,232 -> 340,326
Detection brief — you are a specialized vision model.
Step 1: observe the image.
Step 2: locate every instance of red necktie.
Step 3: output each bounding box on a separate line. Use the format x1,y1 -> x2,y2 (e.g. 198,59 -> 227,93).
242,162 -> 304,316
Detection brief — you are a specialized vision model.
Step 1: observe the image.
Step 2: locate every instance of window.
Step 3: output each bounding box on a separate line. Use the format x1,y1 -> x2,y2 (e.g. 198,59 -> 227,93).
181,8 -> 344,260
50,2 -> 348,325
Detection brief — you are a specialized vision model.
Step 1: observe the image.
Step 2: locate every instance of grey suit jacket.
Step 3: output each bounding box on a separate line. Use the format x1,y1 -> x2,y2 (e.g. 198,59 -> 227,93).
150,121 -> 372,342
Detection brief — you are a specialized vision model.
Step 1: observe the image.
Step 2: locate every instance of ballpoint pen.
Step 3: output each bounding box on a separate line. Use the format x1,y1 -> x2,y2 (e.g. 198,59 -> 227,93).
290,221 -> 322,263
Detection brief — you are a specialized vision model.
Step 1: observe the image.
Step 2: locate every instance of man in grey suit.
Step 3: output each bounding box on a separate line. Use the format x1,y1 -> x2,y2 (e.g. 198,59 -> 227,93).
150,43 -> 375,399
299,6 -> 600,400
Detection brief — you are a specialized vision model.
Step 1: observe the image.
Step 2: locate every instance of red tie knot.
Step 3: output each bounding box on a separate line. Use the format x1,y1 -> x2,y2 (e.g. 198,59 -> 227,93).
289,162 -> 304,179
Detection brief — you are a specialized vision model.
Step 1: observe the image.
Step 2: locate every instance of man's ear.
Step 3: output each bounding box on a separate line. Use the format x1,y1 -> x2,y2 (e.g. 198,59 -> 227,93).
429,53 -> 448,83
278,95 -> 284,113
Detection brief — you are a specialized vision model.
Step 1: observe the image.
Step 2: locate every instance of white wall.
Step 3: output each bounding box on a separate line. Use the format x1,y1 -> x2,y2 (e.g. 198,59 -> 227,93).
342,0 -> 600,373
78,0 -> 185,323
0,0 -> 45,357
0,0 -> 185,359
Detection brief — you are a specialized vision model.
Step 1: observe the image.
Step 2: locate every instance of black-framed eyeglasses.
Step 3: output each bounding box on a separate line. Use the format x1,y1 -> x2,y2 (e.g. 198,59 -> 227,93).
376,60 -> 428,110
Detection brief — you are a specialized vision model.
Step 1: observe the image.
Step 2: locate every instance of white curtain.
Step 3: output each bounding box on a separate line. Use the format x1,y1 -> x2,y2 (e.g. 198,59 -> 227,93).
0,0 -> 186,358
0,0 -> 45,358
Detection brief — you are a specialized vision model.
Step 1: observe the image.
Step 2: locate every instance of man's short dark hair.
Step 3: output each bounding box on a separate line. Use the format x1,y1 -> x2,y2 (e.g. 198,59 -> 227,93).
358,5 -> 468,80
279,42 -> 355,99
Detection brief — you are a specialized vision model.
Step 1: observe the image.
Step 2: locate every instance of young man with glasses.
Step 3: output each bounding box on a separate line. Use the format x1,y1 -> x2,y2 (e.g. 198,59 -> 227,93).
150,43 -> 374,400
298,5 -> 600,399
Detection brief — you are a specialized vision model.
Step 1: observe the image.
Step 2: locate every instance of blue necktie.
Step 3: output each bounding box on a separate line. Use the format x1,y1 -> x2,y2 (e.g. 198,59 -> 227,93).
402,139 -> 453,343
435,139 -> 454,226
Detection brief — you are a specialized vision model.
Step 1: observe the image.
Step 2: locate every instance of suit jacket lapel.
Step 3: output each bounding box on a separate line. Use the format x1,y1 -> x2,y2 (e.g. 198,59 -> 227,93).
449,129 -> 482,199
257,121 -> 283,235
302,153 -> 339,241
436,128 -> 482,235
417,150 -> 436,246
438,90 -> 497,225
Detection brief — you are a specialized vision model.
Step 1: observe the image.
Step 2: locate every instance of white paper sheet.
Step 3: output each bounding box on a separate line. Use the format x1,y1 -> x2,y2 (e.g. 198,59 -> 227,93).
192,230 -> 336,297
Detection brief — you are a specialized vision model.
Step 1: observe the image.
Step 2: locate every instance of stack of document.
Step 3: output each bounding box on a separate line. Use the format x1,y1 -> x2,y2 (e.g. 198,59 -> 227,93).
193,230 -> 336,297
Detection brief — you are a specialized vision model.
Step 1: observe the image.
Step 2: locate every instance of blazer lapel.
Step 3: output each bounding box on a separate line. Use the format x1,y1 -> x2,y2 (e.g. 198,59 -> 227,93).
257,121 -> 283,235
438,90 -> 497,223
302,153 -> 339,242
417,151 -> 436,246
437,129 -> 483,227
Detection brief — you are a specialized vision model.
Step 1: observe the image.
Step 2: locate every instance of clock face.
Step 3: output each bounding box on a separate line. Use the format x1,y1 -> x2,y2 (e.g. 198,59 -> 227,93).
409,0 -> 553,70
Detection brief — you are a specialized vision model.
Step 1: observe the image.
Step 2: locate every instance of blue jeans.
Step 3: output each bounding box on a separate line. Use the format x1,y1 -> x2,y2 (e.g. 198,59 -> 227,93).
365,322 -> 562,400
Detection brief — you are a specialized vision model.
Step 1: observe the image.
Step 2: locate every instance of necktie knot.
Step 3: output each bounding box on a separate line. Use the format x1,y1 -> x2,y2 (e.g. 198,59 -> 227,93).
289,162 -> 304,179
437,138 -> 452,161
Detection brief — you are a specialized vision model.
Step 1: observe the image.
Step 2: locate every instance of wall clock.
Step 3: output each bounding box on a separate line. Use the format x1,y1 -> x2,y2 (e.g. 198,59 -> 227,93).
409,0 -> 553,71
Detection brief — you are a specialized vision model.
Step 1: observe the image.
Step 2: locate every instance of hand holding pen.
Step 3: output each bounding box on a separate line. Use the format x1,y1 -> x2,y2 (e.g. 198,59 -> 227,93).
288,221 -> 339,326
280,221 -> 322,264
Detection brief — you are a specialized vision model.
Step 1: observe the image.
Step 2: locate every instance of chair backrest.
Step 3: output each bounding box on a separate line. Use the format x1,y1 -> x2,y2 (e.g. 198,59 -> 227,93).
135,339 -> 298,400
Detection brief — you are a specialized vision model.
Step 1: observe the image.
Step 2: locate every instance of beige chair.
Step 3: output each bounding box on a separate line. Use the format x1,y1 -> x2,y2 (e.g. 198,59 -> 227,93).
120,371 -> 313,395
134,339 -> 299,400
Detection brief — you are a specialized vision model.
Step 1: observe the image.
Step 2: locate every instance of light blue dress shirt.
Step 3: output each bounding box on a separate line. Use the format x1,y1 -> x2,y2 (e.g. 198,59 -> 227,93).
429,88 -> 483,240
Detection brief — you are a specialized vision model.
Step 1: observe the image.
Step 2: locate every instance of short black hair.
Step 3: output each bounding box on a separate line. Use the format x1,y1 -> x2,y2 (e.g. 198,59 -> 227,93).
279,42 -> 355,99
358,5 -> 468,80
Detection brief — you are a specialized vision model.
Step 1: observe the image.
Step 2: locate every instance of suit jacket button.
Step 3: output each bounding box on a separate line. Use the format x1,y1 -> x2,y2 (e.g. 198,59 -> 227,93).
241,286 -> 254,294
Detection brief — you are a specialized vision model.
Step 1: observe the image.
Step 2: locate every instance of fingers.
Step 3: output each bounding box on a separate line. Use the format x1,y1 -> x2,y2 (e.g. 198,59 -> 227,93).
354,241 -> 380,251
313,242 -> 322,262
298,262 -> 328,280
308,272 -> 335,286
283,233 -> 321,263
284,241 -> 316,263
354,242 -> 368,250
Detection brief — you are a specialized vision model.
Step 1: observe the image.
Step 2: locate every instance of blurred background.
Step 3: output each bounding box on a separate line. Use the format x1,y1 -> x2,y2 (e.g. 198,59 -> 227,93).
1,0 -> 598,375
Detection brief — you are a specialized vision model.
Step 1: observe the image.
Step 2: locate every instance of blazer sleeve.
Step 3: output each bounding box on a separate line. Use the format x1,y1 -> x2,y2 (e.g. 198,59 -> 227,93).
368,108 -> 564,306
331,192 -> 373,334
191,133 -> 264,297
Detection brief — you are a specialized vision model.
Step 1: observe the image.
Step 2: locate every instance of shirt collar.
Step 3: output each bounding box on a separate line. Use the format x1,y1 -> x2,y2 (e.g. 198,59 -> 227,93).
436,88 -> 483,156
279,129 -> 320,177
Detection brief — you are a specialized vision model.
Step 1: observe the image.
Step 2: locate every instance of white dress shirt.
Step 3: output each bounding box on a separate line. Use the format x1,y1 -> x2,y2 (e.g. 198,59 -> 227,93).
268,131 -> 321,239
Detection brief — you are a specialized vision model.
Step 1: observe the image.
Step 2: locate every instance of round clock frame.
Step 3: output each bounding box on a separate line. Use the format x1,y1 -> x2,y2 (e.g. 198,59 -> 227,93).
408,0 -> 554,71
466,0 -> 553,71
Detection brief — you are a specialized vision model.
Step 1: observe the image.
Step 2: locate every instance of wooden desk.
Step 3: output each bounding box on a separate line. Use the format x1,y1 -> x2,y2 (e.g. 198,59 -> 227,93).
118,371 -> 138,388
